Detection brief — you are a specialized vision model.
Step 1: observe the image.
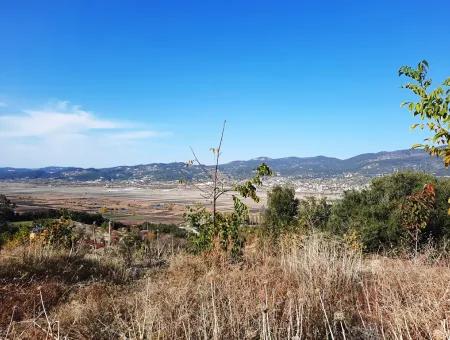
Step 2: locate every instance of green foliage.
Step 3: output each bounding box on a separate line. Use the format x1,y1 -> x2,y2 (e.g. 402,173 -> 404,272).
400,184 -> 436,232
60,208 -> 105,225
7,222 -> 34,246
0,232 -> 9,248
400,184 -> 436,253
399,60 -> 450,165
185,200 -> 249,260
327,172 -> 450,252
187,163 -> 272,259
185,205 -> 215,253
11,209 -> 60,221
264,185 -> 299,236
40,218 -> 78,248
11,208 -> 105,225
118,230 -> 142,266
222,196 -> 249,260
297,196 -> 331,231
234,163 -> 273,203
1,221 -> 33,249
1,203 -> 105,249
0,195 -> 17,248
0,194 -> 15,224
140,222 -> 188,238
1,218 -> 78,249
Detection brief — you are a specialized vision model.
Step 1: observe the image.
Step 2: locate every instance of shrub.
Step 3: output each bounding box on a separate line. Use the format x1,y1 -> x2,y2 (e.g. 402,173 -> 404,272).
0,195 -> 16,247
0,194 -> 15,223
60,209 -> 105,225
185,199 -> 249,261
400,183 -> 436,254
118,230 -> 142,266
297,196 -> 331,231
140,222 -> 188,238
1,222 -> 33,248
12,208 -> 105,225
27,218 -> 79,249
184,205 -> 215,253
12,209 -> 60,222
327,172 -> 450,252
264,185 -> 299,235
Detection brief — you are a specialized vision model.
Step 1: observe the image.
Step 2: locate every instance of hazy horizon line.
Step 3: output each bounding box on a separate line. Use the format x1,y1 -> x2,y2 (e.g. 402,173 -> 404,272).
0,147 -> 425,170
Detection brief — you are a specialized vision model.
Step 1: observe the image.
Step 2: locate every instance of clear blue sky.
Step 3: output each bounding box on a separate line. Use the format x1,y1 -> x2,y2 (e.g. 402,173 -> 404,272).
0,0 -> 449,167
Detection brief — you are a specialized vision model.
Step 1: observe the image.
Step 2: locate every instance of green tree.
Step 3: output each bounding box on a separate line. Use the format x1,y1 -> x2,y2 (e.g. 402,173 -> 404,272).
327,172 -> 444,252
400,183 -> 436,255
297,196 -> 331,231
399,60 -> 450,164
264,185 -> 299,236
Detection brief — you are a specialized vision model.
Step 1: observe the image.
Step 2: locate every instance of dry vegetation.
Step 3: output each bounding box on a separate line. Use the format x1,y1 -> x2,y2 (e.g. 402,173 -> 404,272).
1,233 -> 450,339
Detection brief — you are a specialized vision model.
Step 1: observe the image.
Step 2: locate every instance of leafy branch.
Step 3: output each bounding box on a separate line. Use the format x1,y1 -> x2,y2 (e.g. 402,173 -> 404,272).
399,60 -> 450,165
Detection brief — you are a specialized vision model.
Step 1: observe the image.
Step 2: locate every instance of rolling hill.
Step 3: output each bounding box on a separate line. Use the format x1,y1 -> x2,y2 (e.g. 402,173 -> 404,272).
0,149 -> 448,182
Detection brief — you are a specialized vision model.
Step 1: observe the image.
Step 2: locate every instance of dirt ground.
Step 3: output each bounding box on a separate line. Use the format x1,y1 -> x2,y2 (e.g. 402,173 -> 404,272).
0,182 -> 268,225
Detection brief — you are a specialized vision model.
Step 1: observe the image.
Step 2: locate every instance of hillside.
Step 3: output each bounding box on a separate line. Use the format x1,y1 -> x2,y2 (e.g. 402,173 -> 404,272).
0,149 -> 448,182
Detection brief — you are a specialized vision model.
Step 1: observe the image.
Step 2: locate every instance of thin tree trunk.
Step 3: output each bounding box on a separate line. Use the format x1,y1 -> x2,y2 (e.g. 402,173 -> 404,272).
213,120 -> 226,228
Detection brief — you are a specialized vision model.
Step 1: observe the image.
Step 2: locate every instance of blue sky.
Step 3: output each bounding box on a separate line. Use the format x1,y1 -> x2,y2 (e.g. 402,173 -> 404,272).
0,0 -> 449,167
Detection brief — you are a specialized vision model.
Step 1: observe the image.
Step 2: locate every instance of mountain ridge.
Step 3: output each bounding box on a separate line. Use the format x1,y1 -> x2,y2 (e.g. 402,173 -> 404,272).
1,149 -> 448,182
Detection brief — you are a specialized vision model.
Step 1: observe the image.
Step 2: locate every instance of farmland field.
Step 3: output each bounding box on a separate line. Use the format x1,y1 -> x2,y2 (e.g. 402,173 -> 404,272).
0,182 -> 268,224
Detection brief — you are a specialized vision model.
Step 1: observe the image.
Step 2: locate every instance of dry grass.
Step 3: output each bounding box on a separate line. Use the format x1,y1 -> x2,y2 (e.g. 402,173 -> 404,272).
0,246 -> 129,284
2,234 -> 450,339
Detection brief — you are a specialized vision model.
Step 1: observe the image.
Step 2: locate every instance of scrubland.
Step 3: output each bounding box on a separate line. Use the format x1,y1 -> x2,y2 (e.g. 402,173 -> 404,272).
2,233 -> 450,340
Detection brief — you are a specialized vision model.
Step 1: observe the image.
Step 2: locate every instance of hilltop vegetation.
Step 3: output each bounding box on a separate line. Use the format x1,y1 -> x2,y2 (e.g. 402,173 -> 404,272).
265,172 -> 450,253
2,172 -> 450,338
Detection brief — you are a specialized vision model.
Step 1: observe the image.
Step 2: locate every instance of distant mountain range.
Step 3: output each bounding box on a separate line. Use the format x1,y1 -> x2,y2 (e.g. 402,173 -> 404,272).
0,149 -> 448,182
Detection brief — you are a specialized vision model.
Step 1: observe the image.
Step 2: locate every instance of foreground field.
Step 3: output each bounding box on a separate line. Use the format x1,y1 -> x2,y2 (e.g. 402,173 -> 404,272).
1,234 -> 449,339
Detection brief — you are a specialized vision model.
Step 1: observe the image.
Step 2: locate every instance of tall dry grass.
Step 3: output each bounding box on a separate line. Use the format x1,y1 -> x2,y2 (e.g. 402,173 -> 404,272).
3,233 -> 450,339
114,234 -> 450,339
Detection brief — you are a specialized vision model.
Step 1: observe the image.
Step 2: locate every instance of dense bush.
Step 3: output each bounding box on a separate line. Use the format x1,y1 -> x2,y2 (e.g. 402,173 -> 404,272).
0,195 -> 17,248
12,209 -> 61,222
0,194 -> 15,223
262,173 -> 450,253
1,222 -> 33,248
140,222 -> 188,238
327,172 -> 450,252
0,197 -> 107,248
297,196 -> 331,231
185,199 -> 248,260
59,209 -> 105,225
264,185 -> 299,236
11,208 -> 105,225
